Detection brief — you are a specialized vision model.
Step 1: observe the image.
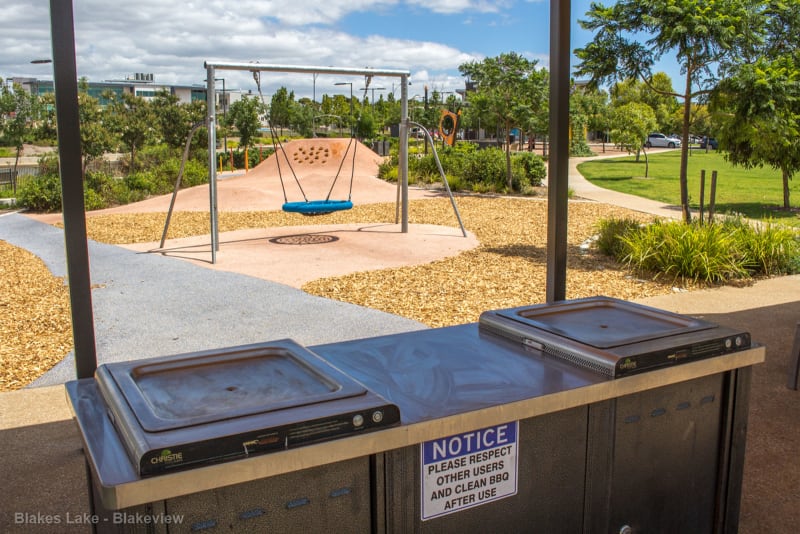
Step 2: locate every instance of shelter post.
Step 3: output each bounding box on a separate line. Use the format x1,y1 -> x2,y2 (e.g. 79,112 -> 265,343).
546,0 -> 571,303
50,0 -> 97,378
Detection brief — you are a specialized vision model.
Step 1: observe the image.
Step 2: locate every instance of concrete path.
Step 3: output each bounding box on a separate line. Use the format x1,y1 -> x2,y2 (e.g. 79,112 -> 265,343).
0,213 -> 428,387
568,150 -> 687,219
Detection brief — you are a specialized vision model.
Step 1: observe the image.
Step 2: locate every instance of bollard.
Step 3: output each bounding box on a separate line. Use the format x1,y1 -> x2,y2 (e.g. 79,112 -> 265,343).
699,170 -> 706,225
708,170 -> 718,224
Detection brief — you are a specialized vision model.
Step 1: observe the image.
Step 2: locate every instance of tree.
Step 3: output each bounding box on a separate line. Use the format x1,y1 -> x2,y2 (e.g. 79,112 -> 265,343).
225,96 -> 263,152
152,91 -> 198,150
105,92 -> 154,173
289,100 -> 314,138
354,110 -> 377,140
459,52 -> 548,190
610,102 -> 658,174
711,1 -> 800,209
0,81 -> 34,187
269,87 -> 294,136
77,80 -> 114,174
574,0 -> 765,222
610,74 -> 679,133
570,85 -> 607,156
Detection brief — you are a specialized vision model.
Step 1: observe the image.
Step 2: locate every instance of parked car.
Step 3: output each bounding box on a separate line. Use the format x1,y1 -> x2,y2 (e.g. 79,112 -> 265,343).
699,137 -> 719,149
645,133 -> 681,148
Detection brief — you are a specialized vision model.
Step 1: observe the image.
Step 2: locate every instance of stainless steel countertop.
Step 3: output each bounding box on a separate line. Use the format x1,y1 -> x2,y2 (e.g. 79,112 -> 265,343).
67,324 -> 765,509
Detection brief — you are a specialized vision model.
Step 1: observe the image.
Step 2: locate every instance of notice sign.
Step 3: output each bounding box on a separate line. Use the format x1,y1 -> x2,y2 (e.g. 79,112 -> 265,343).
421,421 -> 519,520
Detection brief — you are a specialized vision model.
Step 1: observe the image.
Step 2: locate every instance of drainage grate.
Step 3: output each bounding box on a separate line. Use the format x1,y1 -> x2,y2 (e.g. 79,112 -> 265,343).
269,234 -> 339,246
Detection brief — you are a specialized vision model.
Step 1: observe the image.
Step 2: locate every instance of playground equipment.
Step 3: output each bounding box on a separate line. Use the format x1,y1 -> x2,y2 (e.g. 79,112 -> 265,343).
253,71 -> 356,216
201,61 -> 469,263
204,62 -> 414,263
438,109 -> 461,147
408,120 -> 467,237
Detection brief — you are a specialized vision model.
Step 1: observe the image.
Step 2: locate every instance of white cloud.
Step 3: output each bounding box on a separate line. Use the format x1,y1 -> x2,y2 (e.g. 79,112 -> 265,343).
0,0 -> 522,98
406,0 -> 512,15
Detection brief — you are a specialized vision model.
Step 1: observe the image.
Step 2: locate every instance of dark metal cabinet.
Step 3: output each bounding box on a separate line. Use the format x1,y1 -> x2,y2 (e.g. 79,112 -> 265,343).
90,457 -> 372,534
383,407 -> 589,534
584,370 -> 751,534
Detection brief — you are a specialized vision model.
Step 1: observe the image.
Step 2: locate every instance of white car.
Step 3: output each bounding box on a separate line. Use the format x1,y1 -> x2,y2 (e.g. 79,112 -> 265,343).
645,133 -> 681,148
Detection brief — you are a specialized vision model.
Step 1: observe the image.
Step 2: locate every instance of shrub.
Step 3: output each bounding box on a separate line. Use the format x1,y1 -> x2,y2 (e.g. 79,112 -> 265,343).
461,147 -> 507,192
726,218 -> 800,276
17,172 -> 62,212
511,151 -> 546,187
125,171 -> 161,194
595,217 -> 644,259
408,153 -> 440,182
596,215 -> 800,282
83,186 -> 105,211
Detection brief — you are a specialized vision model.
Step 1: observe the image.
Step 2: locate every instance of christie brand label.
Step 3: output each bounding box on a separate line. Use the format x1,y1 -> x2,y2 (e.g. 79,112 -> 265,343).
150,449 -> 183,465
421,421 -> 518,520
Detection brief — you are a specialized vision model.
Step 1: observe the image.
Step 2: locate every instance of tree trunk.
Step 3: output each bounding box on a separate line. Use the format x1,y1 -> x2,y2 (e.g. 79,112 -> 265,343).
784,169 -> 791,209
505,127 -> 513,191
13,145 -> 21,196
678,73 -> 693,223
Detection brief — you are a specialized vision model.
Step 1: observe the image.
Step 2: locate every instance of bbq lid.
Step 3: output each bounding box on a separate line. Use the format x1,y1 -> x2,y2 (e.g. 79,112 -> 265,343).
96,339 -> 367,432
489,296 -> 716,349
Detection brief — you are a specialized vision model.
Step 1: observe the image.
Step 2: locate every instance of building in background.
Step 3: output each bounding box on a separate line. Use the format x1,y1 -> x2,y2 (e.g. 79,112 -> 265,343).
9,72 -> 243,109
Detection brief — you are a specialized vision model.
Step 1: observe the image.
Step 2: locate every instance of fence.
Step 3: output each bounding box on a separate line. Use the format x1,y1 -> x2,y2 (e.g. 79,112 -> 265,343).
0,160 -> 124,194
0,165 -> 38,194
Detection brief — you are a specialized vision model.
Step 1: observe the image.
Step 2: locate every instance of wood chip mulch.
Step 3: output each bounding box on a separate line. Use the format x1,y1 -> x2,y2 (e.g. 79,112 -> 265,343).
1,240 -> 73,391
5,196 -> 698,391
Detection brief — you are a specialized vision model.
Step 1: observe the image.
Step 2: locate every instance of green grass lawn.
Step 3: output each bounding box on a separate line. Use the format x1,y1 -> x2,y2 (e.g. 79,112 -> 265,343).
577,150 -> 800,227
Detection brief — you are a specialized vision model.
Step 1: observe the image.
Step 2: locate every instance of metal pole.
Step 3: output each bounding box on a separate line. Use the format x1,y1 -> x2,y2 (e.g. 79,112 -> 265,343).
204,62 -> 408,78
546,0 -> 571,303
160,121 -> 205,249
409,121 -> 467,237
49,0 -> 98,379
206,67 -> 219,263
399,75 -> 409,233
222,78 -> 227,152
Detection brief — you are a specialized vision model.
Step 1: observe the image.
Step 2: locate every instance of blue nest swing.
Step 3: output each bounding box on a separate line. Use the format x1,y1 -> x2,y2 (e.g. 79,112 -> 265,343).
254,70 -> 357,217
282,199 -> 353,215
271,135 -> 358,217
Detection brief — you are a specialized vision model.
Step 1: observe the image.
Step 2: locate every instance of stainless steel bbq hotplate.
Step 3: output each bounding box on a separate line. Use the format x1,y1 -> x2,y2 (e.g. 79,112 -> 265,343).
479,296 -> 751,378
95,339 -> 400,477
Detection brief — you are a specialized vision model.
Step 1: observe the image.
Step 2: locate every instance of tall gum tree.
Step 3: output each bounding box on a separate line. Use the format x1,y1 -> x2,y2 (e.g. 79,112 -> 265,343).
574,0 -> 766,222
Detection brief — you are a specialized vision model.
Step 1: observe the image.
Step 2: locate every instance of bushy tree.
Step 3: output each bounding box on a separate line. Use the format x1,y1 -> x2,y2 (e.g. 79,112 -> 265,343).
459,52 -> 548,190
610,102 -> 658,173
78,80 -> 115,174
0,80 -> 34,187
712,0 -> 800,209
575,0 -> 766,222
151,91 -> 206,151
610,74 -> 679,133
269,87 -> 294,135
226,96 -> 264,151
104,92 -> 154,173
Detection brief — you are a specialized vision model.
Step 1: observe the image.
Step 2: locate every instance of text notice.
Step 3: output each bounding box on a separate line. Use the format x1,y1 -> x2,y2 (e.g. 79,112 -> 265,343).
421,421 -> 518,520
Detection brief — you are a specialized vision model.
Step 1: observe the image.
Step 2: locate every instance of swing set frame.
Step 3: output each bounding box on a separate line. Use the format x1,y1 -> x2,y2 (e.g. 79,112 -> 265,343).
204,61 -> 466,263
204,62 -> 414,263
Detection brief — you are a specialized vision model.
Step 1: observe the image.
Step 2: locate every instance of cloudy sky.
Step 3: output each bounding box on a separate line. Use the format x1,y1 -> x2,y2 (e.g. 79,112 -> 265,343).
3,1 -> 679,99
